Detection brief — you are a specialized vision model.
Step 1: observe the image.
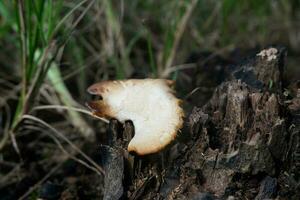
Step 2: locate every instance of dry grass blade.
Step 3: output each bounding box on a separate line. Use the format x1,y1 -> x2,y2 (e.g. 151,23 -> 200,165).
0,104 -> 21,158
18,163 -> 63,200
164,0 -> 199,73
20,121 -> 103,177
0,104 -> 11,150
162,63 -> 196,78
0,164 -> 22,188
21,114 -> 105,175
32,105 -> 109,123
51,0 -> 90,39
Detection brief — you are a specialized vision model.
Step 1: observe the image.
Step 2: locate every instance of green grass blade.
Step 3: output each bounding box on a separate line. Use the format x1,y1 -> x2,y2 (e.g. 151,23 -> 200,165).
47,63 -> 94,140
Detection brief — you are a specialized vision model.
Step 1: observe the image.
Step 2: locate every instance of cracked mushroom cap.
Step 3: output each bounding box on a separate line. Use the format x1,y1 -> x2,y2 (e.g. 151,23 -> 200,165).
87,79 -> 184,155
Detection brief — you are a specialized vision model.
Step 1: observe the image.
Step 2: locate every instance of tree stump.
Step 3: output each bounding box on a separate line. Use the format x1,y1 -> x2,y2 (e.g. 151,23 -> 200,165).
102,47 -> 300,200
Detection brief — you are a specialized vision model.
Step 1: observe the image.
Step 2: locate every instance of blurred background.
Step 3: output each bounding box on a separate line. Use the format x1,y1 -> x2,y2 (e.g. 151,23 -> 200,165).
0,0 -> 299,199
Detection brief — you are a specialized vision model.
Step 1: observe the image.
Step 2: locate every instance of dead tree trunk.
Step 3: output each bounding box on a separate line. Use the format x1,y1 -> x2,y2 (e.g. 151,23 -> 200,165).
103,47 -> 300,200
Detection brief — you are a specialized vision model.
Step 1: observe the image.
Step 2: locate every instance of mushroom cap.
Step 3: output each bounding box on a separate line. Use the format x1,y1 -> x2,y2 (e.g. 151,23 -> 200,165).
87,79 -> 184,155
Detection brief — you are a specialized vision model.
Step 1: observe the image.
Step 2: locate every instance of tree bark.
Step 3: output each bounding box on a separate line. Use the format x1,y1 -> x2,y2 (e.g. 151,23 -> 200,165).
103,47 -> 300,200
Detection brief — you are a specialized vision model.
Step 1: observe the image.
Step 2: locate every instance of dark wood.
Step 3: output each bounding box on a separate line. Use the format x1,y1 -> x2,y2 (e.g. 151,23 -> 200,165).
102,47 -> 300,200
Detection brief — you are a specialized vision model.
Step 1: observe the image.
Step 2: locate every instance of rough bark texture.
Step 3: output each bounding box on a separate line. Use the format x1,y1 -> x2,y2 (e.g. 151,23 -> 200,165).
103,47 -> 300,200
102,120 -> 124,200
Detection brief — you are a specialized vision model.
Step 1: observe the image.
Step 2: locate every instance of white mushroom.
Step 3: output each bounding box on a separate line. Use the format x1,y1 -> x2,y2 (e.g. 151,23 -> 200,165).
87,79 -> 184,155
